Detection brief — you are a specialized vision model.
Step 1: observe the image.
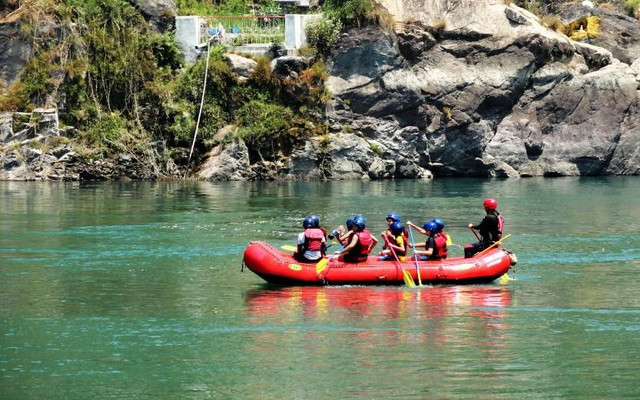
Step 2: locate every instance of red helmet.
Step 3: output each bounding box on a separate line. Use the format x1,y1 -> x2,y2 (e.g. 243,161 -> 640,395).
483,198 -> 498,210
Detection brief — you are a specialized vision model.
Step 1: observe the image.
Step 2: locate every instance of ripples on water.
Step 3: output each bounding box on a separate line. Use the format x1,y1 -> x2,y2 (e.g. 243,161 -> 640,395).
1,178 -> 640,399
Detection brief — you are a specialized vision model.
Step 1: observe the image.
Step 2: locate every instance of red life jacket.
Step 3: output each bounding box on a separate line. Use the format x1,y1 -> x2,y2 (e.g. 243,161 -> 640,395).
434,232 -> 448,259
304,228 -> 324,252
497,212 -> 504,239
347,230 -> 372,262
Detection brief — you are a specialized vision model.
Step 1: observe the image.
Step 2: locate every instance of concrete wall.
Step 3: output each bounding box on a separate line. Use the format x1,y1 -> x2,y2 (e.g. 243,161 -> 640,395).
176,13 -> 322,63
284,14 -> 321,50
175,16 -> 204,66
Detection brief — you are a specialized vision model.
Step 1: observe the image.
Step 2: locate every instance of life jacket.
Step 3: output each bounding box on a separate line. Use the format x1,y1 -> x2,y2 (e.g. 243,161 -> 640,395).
303,228 -> 324,252
497,212 -> 504,239
434,232 -> 448,259
351,230 -> 372,261
394,234 -> 407,256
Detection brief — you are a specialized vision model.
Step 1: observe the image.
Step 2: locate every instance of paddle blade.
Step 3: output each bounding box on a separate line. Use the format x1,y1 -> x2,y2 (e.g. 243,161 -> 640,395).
403,269 -> 416,287
498,273 -> 511,284
446,234 -> 452,246
281,245 -> 297,252
315,258 -> 330,274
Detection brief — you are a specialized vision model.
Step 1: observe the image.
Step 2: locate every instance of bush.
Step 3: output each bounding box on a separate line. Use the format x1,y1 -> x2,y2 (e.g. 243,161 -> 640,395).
305,16 -> 343,57
82,112 -> 126,150
626,0 -> 640,18
234,100 -> 293,146
323,0 -> 375,28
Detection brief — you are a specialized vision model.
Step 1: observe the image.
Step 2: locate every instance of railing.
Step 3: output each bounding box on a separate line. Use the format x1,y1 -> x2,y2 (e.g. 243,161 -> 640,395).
203,15 -> 285,46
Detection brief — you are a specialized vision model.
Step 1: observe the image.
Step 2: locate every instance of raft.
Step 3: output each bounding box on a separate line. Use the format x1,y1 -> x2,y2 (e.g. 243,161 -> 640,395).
243,241 -> 514,286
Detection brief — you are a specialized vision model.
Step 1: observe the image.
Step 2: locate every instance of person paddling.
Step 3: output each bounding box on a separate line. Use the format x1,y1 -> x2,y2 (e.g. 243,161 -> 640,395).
330,218 -> 356,246
379,221 -> 407,261
407,221 -> 447,261
294,215 -> 327,263
464,198 -> 504,258
334,216 -> 378,262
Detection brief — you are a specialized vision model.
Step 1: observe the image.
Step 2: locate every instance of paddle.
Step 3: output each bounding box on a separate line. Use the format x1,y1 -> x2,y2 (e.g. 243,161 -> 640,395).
282,243 -> 335,253
469,226 -> 481,242
385,235 -> 415,287
316,243 -> 346,275
476,234 -> 512,257
407,226 -> 423,287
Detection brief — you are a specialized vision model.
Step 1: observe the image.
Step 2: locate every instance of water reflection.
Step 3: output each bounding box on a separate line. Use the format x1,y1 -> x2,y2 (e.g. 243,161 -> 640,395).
245,285 -> 512,343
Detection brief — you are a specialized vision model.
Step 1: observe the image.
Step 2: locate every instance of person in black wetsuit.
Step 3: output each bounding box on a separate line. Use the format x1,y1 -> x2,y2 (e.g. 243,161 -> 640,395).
464,198 -> 504,258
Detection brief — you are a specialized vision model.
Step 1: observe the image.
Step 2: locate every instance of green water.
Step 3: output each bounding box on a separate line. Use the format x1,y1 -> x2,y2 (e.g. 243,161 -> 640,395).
1,178 -> 639,399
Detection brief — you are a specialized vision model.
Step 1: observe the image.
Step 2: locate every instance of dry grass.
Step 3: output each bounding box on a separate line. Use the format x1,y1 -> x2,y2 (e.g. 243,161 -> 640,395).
432,19 -> 447,34
598,2 -> 616,10
371,4 -> 396,32
541,15 -> 567,33
566,15 -> 601,40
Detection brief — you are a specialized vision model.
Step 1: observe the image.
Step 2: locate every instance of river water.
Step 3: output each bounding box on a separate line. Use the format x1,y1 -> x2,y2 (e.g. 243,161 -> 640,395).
1,178 -> 639,399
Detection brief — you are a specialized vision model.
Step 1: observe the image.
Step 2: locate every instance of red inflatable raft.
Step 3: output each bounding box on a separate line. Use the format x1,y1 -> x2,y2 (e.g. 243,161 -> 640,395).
243,241 -> 514,286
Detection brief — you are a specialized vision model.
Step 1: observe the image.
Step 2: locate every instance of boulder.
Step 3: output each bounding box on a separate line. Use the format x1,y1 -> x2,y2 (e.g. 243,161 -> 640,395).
132,0 -> 177,33
197,139 -> 252,181
225,54 -> 257,80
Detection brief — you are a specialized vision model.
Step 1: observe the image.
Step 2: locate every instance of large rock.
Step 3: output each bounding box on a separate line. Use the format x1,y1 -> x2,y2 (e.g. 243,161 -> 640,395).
197,139 -> 252,181
225,54 -> 257,80
0,22 -> 32,90
132,0 -> 177,33
320,0 -> 640,177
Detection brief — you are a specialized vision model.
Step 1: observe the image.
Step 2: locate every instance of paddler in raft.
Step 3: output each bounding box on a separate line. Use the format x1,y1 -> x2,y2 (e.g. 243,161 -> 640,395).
379,221 -> 407,261
334,216 -> 378,262
406,220 -> 448,261
294,215 -> 327,263
329,218 -> 356,246
464,198 -> 504,258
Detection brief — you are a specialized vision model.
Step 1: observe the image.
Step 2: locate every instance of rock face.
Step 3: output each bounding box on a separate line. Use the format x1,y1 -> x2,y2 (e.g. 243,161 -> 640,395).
0,22 -> 33,90
132,0 -> 177,33
200,0 -> 639,180
316,0 -> 640,178
558,4 -> 640,65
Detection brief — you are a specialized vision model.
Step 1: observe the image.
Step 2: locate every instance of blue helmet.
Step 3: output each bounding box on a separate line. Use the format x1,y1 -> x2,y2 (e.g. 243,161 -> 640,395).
423,221 -> 438,232
431,218 -> 445,232
309,214 -> 320,228
386,213 -> 401,223
345,218 -> 355,230
353,216 -> 366,230
390,221 -> 404,236
303,216 -> 315,228
353,214 -> 366,225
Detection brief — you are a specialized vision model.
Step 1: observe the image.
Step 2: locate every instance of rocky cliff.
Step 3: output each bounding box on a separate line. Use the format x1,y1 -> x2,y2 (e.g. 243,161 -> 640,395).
201,0 -> 640,179
3,0 -> 640,180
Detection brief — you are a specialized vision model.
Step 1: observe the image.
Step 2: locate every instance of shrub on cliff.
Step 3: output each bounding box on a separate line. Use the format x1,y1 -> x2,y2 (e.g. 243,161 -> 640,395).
305,16 -> 342,57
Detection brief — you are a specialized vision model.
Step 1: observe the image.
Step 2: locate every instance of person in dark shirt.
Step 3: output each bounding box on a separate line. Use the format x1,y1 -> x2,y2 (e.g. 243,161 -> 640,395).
464,198 -> 504,258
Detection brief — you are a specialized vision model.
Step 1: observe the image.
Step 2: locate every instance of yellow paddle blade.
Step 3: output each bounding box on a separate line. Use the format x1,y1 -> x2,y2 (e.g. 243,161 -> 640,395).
446,234 -> 452,246
315,258 -> 330,274
498,273 -> 511,284
281,245 -> 297,252
403,269 -> 416,287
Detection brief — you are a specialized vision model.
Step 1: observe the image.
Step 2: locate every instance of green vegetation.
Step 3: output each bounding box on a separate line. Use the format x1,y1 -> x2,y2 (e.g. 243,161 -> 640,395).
305,16 -> 343,57
0,0 -> 335,169
626,0 -> 640,18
